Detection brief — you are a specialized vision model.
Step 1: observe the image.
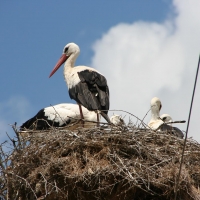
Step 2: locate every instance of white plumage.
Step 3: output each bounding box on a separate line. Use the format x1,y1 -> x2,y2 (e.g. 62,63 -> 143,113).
110,114 -> 126,126
148,97 -> 163,130
20,103 -> 98,130
44,103 -> 98,126
160,114 -> 173,124
65,65 -> 100,89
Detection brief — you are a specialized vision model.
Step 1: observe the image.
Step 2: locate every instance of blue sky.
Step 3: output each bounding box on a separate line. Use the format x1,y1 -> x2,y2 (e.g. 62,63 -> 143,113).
1,0 -> 200,144
0,1 -> 170,106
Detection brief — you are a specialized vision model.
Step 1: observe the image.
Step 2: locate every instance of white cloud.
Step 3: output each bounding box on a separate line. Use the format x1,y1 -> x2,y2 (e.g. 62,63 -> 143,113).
91,0 -> 200,141
0,96 -> 32,142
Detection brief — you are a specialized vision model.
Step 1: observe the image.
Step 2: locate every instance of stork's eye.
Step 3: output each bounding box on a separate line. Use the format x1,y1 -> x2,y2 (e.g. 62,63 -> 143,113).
64,47 -> 69,53
163,117 -> 167,121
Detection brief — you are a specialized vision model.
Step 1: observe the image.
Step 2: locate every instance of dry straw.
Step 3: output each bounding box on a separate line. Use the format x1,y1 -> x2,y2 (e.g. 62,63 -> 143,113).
1,122 -> 200,200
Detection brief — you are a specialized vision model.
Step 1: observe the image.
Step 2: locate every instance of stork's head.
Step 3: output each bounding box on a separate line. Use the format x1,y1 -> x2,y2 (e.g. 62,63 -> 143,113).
110,114 -> 125,126
49,43 -> 80,78
160,114 -> 173,123
150,97 -> 162,111
63,43 -> 80,57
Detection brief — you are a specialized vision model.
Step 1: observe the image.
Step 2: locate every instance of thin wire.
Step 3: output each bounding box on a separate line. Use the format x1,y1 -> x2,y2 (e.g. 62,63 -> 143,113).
174,54 -> 200,199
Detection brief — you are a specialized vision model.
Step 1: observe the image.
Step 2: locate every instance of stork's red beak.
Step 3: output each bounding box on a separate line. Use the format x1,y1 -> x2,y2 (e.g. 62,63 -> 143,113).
49,54 -> 68,78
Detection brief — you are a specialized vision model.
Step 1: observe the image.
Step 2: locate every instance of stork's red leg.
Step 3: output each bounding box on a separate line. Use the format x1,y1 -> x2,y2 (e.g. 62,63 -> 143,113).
78,104 -> 84,127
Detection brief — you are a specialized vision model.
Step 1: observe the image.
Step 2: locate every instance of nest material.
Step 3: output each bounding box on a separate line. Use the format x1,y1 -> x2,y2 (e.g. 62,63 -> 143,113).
4,126 -> 200,200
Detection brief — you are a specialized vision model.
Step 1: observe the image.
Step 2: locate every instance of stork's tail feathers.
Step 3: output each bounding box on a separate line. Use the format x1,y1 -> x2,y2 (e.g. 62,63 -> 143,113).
100,112 -> 111,124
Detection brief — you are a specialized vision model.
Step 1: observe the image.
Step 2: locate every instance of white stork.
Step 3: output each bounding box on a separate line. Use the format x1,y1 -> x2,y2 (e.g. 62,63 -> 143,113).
110,114 -> 126,126
49,43 -> 110,126
148,97 -> 184,139
20,103 -> 98,130
148,97 -> 163,130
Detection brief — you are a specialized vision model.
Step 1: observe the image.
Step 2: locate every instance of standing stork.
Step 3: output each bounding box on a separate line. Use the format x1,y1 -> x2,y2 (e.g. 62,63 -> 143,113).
49,43 -> 110,126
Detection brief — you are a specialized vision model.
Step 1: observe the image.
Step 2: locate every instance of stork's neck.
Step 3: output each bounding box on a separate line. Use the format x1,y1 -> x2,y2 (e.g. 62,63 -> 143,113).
64,52 -> 79,71
63,52 -> 79,87
150,105 -> 160,120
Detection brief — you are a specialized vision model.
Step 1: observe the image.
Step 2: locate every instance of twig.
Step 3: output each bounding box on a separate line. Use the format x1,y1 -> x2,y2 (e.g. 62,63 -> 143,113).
148,158 -> 172,169
5,132 -> 17,149
102,109 -> 152,129
11,122 -> 22,148
139,109 -> 151,128
40,172 -> 48,197
0,144 -> 8,169
8,172 -> 38,199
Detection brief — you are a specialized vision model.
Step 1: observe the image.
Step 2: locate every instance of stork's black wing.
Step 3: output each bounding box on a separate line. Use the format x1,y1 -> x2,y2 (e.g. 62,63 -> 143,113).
172,127 -> 184,139
160,124 -> 184,139
20,109 -> 70,130
69,70 -> 110,114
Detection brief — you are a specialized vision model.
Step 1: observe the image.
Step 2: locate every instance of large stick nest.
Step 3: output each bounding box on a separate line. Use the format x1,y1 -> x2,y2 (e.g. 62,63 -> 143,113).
4,125 -> 200,200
